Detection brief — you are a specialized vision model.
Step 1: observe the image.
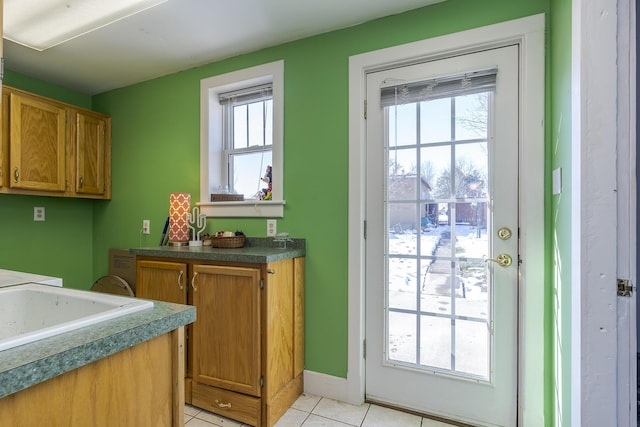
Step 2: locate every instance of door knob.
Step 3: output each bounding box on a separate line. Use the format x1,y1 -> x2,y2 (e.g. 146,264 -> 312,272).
484,254 -> 512,267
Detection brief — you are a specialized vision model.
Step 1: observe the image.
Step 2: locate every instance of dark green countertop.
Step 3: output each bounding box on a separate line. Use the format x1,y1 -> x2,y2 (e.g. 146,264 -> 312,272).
130,237 -> 305,263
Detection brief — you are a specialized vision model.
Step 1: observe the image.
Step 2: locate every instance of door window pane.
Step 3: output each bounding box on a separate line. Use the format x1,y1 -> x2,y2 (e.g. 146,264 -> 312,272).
455,93 -> 488,140
420,315 -> 451,369
455,319 -> 489,377
421,145 -> 452,200
388,311 -> 417,364
456,260 -> 489,319
385,90 -> 492,381
420,98 -> 452,144
388,103 -> 417,147
454,142 -> 488,200
388,258 -> 417,311
388,147 -> 420,201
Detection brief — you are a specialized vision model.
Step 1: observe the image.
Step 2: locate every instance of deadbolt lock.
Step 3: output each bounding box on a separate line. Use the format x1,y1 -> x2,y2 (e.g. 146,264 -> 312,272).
497,227 -> 512,240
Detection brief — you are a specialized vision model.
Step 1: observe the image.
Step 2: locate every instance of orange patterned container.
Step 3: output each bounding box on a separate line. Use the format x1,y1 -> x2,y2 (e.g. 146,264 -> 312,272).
168,192 -> 191,246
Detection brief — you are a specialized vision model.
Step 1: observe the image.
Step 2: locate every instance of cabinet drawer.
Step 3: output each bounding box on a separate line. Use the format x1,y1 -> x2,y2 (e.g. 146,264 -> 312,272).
192,382 -> 261,426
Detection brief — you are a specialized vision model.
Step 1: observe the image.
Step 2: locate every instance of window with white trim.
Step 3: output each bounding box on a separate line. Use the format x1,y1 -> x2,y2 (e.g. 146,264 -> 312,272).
220,84 -> 273,199
198,60 -> 284,217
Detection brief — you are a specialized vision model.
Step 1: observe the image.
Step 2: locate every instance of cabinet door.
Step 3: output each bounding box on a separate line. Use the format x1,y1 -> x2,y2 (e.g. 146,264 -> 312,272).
0,92 -> 8,188
191,265 -> 261,396
136,260 -> 187,305
9,93 -> 66,191
75,110 -> 110,196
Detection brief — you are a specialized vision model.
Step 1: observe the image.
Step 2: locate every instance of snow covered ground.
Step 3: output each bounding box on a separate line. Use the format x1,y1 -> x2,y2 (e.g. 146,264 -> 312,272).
385,224 -> 491,378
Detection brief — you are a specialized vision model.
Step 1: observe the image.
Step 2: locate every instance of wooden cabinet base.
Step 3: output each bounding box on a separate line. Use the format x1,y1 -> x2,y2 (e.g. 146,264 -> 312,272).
186,377 -> 193,404
0,328 -> 185,427
192,373 -> 302,427
265,373 -> 303,427
192,382 -> 261,426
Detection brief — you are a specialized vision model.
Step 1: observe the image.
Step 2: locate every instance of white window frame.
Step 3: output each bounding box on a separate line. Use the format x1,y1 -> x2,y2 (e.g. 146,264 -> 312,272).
198,60 -> 285,217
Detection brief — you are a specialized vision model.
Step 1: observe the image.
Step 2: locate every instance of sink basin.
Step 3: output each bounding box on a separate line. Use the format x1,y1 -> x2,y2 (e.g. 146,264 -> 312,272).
0,283 -> 153,352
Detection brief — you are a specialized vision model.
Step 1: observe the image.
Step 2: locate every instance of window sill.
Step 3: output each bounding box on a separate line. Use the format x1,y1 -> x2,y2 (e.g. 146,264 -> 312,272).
197,200 -> 285,218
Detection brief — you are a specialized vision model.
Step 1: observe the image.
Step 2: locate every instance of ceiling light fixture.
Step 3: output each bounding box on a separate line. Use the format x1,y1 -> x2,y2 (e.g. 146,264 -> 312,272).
4,0 -> 168,51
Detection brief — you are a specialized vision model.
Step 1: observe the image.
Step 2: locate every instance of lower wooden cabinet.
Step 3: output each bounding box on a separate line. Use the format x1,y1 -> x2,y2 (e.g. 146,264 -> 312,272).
0,328 -> 186,427
136,256 -> 304,427
136,260 -> 187,305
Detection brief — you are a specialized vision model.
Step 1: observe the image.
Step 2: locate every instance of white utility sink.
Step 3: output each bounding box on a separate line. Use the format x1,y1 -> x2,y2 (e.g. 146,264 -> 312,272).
0,283 -> 153,352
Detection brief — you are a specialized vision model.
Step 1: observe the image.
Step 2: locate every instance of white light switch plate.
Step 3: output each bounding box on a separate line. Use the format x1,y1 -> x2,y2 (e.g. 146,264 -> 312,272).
552,168 -> 562,195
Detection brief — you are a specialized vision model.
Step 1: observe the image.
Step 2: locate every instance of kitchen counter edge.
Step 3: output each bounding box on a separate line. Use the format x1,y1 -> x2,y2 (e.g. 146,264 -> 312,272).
130,237 -> 306,263
0,300 -> 195,398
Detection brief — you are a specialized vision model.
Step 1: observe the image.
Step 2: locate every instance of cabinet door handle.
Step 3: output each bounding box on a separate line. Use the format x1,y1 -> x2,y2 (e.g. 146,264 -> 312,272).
267,268 -> 275,274
191,271 -> 198,292
14,167 -> 19,183
214,399 -> 232,409
177,270 -> 184,290
79,176 -> 84,188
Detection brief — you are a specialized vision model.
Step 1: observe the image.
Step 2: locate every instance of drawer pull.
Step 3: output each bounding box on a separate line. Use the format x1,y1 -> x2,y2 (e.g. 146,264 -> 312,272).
177,270 -> 184,290
191,271 -> 198,292
214,399 -> 232,409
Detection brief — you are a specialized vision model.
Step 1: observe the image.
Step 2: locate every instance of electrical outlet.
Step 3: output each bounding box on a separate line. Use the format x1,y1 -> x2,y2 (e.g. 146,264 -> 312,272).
267,219 -> 277,237
142,220 -> 150,235
34,207 -> 45,221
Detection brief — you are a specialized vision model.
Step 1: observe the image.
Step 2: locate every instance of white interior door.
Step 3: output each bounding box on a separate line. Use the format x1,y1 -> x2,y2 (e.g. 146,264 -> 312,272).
365,45 -> 519,427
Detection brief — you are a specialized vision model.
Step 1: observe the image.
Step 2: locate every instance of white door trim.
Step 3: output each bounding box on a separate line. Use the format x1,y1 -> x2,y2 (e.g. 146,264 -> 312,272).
348,14 -> 545,426
616,0 -> 637,425
572,0 -> 637,425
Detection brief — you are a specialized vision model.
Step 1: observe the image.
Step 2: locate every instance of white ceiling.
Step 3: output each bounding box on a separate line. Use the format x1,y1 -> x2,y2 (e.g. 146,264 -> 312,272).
3,0 -> 444,95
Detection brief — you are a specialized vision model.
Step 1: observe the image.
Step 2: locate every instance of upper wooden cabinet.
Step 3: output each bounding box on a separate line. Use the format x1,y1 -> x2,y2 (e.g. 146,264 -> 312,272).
72,109 -> 111,196
0,92 -> 8,189
0,86 -> 111,199
9,91 -> 66,192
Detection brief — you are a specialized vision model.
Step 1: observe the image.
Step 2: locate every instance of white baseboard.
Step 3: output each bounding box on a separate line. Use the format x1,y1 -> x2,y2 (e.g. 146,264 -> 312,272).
303,370 -> 351,403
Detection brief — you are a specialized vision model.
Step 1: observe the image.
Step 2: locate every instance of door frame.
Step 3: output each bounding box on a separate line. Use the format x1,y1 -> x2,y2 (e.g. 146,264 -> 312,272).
572,0 -> 637,424
347,14 -> 545,426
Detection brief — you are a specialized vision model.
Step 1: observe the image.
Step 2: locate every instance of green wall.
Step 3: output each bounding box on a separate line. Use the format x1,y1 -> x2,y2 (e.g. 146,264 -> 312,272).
91,0 -> 549,381
1,0 -> 576,424
0,71 -> 94,287
549,0 -> 572,425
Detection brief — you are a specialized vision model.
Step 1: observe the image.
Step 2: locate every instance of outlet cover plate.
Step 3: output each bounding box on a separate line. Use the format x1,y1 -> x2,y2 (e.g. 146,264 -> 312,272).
34,207 -> 45,221
267,219 -> 277,237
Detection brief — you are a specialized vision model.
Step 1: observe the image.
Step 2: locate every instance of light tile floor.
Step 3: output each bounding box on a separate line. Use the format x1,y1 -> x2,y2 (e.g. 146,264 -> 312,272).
184,394 -> 461,427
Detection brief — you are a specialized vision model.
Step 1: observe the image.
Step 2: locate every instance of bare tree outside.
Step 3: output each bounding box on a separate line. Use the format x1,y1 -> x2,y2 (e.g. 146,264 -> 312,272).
457,92 -> 489,138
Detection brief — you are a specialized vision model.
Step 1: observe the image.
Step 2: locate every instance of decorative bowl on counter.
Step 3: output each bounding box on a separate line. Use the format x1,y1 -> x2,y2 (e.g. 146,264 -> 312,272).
210,235 -> 246,248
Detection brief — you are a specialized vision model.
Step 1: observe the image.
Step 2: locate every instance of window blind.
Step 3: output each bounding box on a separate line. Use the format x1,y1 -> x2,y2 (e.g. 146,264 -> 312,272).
380,68 -> 497,107
219,83 -> 272,105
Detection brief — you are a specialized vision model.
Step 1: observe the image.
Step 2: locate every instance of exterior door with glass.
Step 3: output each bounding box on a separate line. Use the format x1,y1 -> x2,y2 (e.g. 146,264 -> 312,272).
365,45 -> 519,426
